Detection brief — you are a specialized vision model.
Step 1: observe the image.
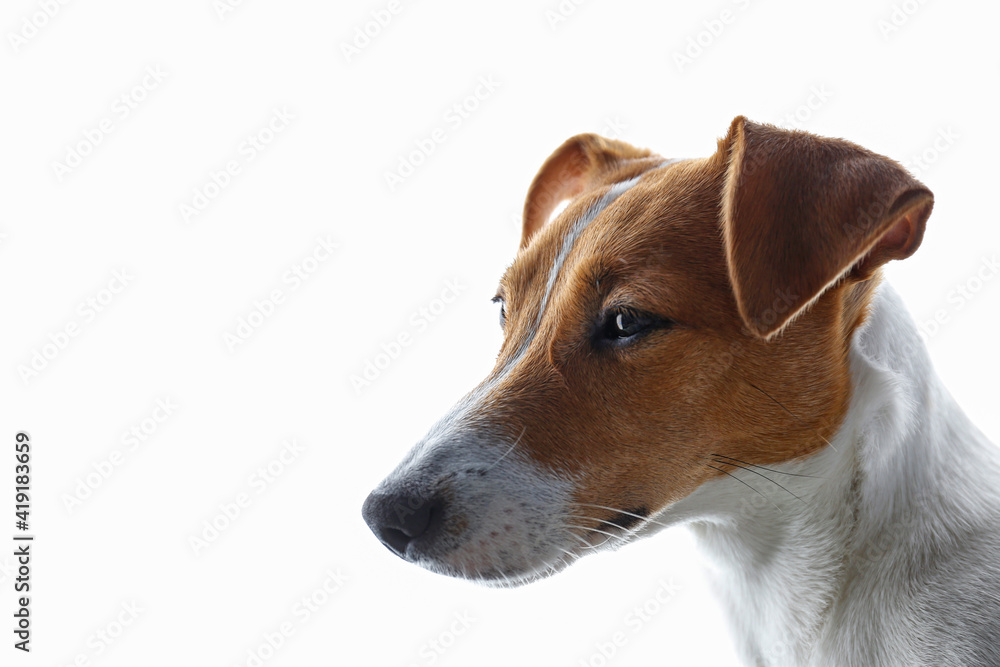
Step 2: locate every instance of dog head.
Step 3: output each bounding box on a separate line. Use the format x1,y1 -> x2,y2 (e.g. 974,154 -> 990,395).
362,117 -> 933,585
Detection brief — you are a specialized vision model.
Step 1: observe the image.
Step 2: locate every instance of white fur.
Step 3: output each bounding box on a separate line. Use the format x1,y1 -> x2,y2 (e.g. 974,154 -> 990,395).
650,283 -> 1000,665
369,168 -> 678,586
373,194 -> 1000,660
370,413 -> 580,586
532,162 -> 678,344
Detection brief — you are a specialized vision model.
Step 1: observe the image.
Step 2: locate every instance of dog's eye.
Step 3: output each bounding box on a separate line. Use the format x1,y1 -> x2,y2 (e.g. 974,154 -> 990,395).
598,308 -> 668,345
606,309 -> 649,339
492,295 -> 506,328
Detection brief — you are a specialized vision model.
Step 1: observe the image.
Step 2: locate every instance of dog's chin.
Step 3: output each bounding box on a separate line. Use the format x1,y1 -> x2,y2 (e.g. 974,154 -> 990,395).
413,530 -> 640,588
413,550 -> 579,589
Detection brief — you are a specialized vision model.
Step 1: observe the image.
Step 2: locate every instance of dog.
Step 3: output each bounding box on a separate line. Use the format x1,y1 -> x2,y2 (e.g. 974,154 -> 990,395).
362,117 -> 1000,666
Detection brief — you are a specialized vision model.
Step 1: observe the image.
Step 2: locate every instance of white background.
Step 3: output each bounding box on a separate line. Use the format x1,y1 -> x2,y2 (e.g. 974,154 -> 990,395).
1,0 -> 998,665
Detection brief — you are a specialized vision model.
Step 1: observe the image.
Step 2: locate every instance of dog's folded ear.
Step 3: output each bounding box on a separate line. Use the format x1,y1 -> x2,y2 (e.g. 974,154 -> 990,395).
721,116 -> 934,339
521,134 -> 653,248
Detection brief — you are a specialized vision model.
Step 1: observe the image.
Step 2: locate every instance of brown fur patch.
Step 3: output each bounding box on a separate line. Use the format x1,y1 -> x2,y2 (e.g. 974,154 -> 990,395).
480,119 -> 932,532
721,116 -> 933,338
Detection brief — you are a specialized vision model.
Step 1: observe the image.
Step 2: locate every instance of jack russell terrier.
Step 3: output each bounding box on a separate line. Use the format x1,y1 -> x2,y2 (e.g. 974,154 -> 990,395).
362,117 -> 1000,666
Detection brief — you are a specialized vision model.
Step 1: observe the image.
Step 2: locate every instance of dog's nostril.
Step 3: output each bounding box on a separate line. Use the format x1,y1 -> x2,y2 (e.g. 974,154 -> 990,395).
396,496 -> 434,538
380,527 -> 413,556
361,491 -> 445,558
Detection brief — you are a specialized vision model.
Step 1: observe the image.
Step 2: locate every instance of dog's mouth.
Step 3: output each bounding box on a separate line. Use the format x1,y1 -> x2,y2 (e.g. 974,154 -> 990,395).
363,474 -> 659,586
413,548 -> 578,588
416,535 -> 638,588
574,504 -> 652,536
397,500 -> 658,587
361,417 -> 669,586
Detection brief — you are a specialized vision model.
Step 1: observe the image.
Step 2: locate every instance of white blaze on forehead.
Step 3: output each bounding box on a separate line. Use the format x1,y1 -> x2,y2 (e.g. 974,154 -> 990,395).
429,159 -> 682,430
534,158 -> 682,331
536,174 -> 638,328
487,159 -> 683,381
387,160 -> 685,495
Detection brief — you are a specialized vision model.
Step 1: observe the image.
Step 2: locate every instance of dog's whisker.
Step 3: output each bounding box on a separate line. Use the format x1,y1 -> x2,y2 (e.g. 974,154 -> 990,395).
582,535 -> 613,550
569,526 -> 629,544
484,426 -> 527,471
563,525 -> 615,551
553,546 -> 581,565
742,378 -> 840,453
591,515 -> 644,532
565,512 -> 639,535
562,527 -> 595,549
707,464 -> 783,513
814,432 -> 839,453
566,514 -> 648,549
564,522 -> 631,547
572,502 -> 673,531
573,514 -> 640,538
710,457 -> 806,504
710,454 -> 828,480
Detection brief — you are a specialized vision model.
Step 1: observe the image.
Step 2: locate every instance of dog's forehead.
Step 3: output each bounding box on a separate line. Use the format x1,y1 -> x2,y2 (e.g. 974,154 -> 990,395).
504,157 -> 724,297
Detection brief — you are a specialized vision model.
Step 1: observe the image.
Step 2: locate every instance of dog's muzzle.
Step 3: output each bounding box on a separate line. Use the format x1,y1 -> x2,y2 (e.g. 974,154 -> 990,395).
361,489 -> 447,559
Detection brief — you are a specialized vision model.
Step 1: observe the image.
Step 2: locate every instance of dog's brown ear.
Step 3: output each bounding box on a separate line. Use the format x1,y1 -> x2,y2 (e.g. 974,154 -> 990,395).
720,116 -> 933,339
521,134 -> 653,248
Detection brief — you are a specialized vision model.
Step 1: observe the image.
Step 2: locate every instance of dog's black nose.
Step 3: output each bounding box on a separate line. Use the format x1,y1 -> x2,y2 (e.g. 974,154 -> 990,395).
362,490 -> 444,557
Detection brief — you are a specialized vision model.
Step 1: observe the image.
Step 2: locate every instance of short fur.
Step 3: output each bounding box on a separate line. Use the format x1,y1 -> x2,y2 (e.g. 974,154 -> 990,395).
363,117 -> 1000,665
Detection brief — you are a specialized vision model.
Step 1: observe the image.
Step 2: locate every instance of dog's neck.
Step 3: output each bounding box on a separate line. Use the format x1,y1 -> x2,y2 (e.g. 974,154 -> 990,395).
657,282 -> 1000,666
